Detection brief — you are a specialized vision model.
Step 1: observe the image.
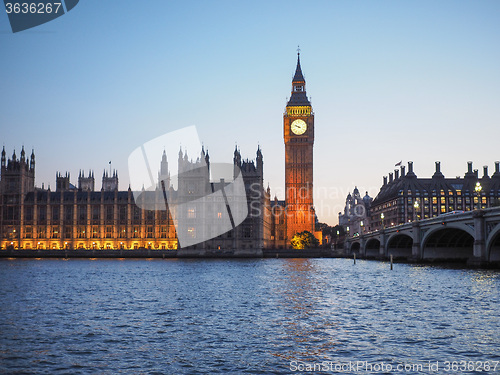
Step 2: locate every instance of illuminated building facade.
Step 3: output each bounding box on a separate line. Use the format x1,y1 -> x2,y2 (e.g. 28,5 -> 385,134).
1,54 -> 319,250
0,146 -> 271,250
370,161 -> 500,231
283,51 -> 315,241
339,187 -> 372,237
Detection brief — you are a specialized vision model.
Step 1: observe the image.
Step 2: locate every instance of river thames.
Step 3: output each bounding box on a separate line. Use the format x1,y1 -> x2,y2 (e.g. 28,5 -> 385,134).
0,258 -> 498,374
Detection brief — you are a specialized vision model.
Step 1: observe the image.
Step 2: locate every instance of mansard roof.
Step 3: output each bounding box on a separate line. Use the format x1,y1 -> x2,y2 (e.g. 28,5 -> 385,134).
372,171 -> 500,206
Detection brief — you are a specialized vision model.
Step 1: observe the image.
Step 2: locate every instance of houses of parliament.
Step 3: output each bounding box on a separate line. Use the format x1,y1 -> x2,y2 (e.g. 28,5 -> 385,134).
0,53 -> 319,251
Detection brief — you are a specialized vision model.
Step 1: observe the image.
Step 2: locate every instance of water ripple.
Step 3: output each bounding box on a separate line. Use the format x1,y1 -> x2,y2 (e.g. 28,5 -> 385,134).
0,258 -> 498,374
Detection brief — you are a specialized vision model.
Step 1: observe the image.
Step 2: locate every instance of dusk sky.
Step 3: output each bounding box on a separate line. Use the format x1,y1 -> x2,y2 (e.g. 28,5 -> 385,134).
1,0 -> 499,225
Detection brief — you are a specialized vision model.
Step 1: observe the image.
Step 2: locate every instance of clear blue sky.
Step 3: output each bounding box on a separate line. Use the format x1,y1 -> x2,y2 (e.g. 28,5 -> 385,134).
1,0 -> 499,225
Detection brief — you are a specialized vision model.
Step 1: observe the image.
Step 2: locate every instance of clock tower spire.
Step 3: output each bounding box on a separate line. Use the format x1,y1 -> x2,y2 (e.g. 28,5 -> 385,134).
284,50 -> 315,242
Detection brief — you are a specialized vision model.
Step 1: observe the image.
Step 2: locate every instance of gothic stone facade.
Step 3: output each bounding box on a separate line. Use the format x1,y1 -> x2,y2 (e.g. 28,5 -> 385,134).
0,146 -> 272,251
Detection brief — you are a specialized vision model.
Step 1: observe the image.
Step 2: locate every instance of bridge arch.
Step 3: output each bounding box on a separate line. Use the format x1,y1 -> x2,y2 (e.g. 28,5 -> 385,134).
486,223 -> 500,262
422,225 -> 474,261
350,241 -> 361,254
421,223 -> 474,247
365,238 -> 380,257
386,233 -> 413,259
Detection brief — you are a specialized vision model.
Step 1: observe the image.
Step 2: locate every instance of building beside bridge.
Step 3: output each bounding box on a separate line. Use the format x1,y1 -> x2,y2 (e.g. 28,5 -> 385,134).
369,161 -> 500,231
338,186 -> 372,237
341,160 -> 500,266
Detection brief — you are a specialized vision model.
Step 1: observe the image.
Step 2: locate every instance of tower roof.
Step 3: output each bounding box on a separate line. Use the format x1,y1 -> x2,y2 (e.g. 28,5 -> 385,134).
287,52 -> 310,107
292,53 -> 305,82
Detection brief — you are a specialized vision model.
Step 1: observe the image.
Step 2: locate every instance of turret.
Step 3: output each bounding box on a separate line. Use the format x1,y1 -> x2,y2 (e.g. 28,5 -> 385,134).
158,149 -> 170,190
102,169 -> 118,191
256,145 -> 263,172
0,147 -> 35,194
233,145 -> 241,167
30,149 -> 35,171
56,172 -> 71,191
79,169 -> 95,191
1,146 -> 5,168
205,149 -> 210,169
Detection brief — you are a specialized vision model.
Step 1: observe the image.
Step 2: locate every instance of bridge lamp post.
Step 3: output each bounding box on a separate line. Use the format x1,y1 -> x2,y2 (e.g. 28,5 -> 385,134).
414,201 -> 420,221
380,213 -> 385,229
475,182 -> 482,210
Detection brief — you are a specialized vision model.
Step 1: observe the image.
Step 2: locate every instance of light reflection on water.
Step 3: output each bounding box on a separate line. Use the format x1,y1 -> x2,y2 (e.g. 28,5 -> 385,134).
0,258 -> 498,374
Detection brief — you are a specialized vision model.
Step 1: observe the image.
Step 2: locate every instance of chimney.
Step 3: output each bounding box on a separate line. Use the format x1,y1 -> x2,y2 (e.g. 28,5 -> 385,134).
401,165 -> 406,177
389,172 -> 393,183
395,169 -> 399,179
408,161 -> 413,174
433,161 -> 444,178
474,169 -> 478,178
383,176 -> 387,186
494,161 -> 500,177
483,166 -> 489,178
467,161 -> 473,174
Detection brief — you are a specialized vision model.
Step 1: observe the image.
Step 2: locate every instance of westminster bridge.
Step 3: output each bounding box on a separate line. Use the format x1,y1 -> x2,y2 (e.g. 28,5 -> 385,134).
344,207 -> 500,266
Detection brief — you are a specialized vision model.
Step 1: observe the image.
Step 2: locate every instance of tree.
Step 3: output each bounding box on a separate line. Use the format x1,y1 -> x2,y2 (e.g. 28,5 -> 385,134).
290,231 -> 319,249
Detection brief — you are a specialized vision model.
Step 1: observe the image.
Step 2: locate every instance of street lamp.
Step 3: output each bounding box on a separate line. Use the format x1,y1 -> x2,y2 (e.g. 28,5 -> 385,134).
380,213 -> 385,229
475,182 -> 482,210
414,200 -> 420,221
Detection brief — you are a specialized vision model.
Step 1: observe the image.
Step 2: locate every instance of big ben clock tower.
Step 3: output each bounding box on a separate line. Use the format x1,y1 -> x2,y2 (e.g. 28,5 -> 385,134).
284,51 -> 315,241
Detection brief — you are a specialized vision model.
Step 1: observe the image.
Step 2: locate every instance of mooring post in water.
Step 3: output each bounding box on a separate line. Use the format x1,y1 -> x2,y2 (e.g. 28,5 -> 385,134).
354,253 -> 356,265
390,254 -> 393,270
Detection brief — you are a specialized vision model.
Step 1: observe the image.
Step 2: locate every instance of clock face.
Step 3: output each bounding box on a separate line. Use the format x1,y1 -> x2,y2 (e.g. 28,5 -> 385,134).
291,119 -> 307,135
